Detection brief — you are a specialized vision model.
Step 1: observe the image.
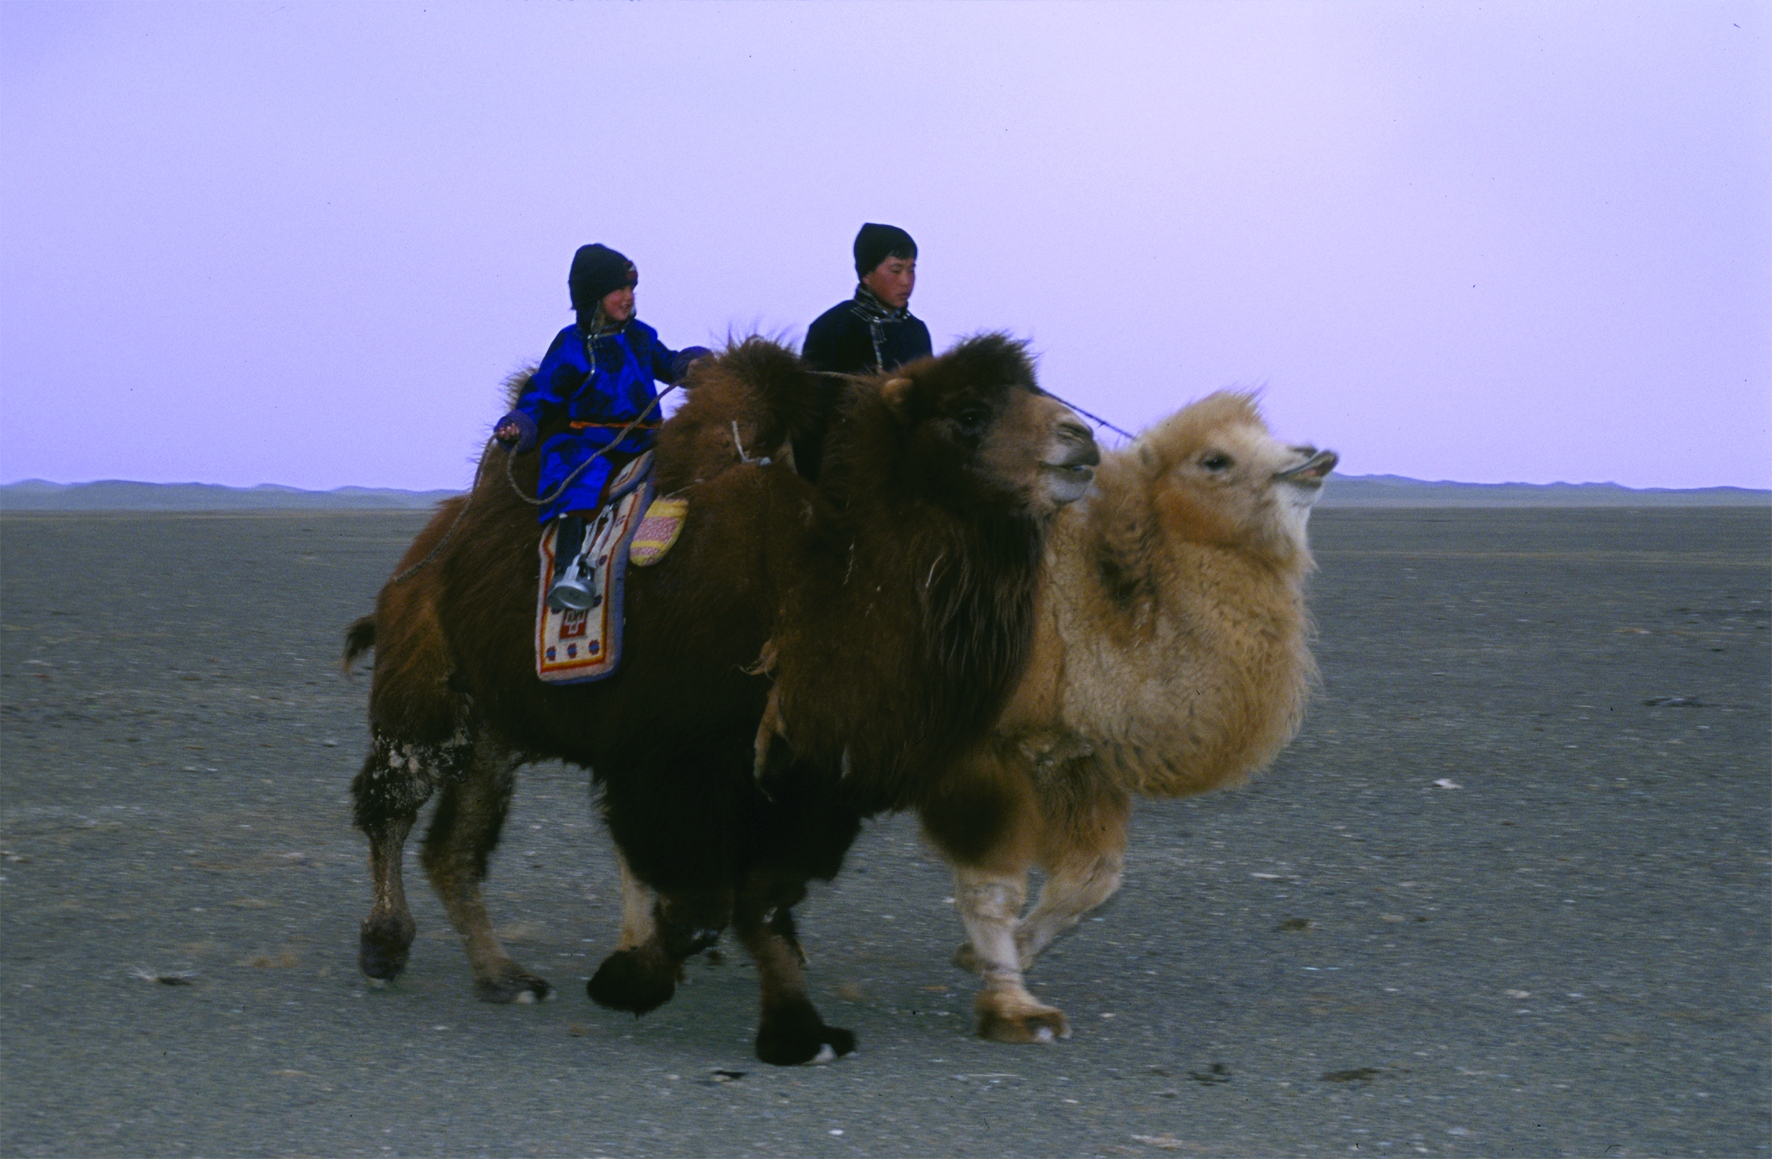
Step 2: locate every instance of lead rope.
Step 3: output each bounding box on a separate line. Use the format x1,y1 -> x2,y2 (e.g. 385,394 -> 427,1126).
812,370 -> 1133,442
503,384 -> 679,508
388,385 -> 680,586
386,438 -> 498,586
1043,392 -> 1134,442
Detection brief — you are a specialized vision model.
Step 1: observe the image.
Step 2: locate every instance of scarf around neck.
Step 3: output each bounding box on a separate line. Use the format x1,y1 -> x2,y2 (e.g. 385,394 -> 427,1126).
580,309 -> 626,340
848,284 -> 910,372
850,284 -> 907,321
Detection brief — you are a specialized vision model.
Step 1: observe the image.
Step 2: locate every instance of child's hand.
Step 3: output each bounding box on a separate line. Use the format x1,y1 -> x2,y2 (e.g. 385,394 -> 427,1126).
494,421 -> 522,447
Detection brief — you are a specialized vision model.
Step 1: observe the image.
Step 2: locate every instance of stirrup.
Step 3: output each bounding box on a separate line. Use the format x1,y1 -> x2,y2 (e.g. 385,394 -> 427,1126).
546,564 -> 598,612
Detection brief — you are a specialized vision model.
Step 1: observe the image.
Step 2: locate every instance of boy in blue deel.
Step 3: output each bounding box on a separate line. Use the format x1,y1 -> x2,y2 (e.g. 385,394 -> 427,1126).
494,243 -> 709,611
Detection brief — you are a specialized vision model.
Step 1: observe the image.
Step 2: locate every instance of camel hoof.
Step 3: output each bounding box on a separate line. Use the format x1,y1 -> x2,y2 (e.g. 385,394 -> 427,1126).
974,995 -> 1070,1044
474,967 -> 553,1004
587,947 -> 676,1014
358,914 -> 416,980
755,1001 -> 856,1066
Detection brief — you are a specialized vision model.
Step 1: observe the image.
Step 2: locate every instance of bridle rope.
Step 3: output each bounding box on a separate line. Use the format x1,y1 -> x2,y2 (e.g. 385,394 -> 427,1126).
814,370 -> 1133,441
503,385 -> 679,508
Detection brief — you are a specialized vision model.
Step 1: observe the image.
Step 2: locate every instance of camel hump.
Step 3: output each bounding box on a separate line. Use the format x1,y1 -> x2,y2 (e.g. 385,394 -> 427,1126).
502,366 -> 538,409
703,338 -> 826,421
654,338 -> 825,490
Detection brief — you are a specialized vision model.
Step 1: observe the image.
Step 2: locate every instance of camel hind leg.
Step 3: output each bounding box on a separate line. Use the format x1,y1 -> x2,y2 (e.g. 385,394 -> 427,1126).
418,732 -> 552,1002
351,730 -> 442,981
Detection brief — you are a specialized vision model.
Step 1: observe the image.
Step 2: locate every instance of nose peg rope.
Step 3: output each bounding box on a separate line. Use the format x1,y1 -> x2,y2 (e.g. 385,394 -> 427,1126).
1040,391 -> 1135,442
810,370 -> 1133,442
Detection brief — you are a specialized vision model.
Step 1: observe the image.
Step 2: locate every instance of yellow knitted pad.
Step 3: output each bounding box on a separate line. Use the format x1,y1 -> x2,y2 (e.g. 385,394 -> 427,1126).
628,497 -> 688,567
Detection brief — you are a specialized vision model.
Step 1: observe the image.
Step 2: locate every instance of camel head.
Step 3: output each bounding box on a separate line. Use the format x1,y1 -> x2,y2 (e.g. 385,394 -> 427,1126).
1123,391 -> 1336,567
861,334 -> 1099,519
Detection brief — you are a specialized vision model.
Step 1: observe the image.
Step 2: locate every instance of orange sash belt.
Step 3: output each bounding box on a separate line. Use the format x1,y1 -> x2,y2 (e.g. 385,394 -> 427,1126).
569,420 -> 662,431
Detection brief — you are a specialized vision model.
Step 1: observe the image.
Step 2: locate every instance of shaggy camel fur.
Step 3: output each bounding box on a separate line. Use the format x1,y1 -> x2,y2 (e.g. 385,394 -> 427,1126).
625,391 -> 1334,1045
943,391 -> 1335,1041
343,336 -> 1097,1064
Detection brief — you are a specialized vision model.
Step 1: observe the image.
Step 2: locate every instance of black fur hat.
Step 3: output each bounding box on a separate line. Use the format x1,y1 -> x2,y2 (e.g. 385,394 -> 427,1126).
569,244 -> 638,310
853,223 -> 917,277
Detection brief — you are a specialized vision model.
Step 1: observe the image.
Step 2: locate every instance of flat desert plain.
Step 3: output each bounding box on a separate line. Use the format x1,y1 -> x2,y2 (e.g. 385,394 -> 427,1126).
1,507 -> 1767,1158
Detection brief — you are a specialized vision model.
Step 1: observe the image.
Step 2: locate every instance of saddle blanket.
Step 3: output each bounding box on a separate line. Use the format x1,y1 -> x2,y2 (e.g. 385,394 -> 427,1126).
535,454 -> 653,685
534,453 -> 690,684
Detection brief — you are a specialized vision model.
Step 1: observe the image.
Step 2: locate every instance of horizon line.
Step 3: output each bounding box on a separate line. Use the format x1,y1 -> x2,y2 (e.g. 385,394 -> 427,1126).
3,475 -> 1769,495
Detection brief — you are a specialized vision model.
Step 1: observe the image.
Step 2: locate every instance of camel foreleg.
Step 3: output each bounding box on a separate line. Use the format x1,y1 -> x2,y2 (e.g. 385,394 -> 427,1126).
1011,778 -> 1131,967
734,876 -> 853,1066
588,885 -> 730,1014
952,865 -> 1069,1043
615,849 -> 811,963
615,849 -> 658,951
1015,846 -> 1126,967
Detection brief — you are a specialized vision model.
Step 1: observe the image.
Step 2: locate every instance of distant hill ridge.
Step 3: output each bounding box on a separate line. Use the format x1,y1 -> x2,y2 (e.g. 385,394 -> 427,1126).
1319,475 -> 1770,508
0,475 -> 1766,511
0,480 -> 457,512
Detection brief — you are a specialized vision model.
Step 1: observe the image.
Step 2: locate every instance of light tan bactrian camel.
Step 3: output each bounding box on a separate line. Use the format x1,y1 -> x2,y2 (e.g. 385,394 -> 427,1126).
615,390 -> 1333,1045
943,390 -> 1334,1042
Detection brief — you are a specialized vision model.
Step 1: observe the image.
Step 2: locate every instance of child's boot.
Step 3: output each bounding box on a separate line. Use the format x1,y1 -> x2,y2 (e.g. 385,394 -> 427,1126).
546,515 -> 598,612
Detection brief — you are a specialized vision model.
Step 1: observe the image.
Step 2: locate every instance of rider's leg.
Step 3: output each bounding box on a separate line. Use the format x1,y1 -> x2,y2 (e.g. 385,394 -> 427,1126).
552,514 -> 586,580
546,513 -> 598,611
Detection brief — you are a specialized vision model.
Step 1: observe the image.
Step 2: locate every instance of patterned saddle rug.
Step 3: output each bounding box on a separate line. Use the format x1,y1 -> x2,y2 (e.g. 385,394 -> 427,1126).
533,453 -> 686,685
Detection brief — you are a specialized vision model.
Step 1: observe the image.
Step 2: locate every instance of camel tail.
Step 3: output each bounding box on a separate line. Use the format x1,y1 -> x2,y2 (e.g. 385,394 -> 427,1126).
342,615 -> 377,674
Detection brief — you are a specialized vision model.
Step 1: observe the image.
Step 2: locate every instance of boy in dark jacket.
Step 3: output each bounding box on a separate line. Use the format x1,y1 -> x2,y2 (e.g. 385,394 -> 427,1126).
495,244 -> 709,611
797,223 -> 933,479
803,223 -> 932,376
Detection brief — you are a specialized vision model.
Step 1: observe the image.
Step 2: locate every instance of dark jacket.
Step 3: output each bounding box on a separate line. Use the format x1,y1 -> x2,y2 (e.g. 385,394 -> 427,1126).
797,287 -> 933,479
802,285 -> 932,377
499,320 -> 707,524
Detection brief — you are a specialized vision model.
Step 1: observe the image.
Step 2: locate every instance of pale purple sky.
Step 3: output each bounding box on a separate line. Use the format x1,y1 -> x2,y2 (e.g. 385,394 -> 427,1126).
3,1 -> 1767,490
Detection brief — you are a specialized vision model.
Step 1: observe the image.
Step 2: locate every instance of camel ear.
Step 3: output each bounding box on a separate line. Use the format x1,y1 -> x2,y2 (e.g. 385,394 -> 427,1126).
1136,441 -> 1162,473
879,376 -> 914,415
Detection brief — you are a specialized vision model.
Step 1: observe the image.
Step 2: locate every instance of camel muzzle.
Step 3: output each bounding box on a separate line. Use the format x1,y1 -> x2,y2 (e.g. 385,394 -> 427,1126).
1275,449 -> 1338,485
1041,423 -> 1101,505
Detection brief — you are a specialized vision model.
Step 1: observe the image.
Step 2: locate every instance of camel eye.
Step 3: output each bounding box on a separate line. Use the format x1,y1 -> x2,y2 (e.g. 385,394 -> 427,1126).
956,408 -> 990,436
1201,453 -> 1233,472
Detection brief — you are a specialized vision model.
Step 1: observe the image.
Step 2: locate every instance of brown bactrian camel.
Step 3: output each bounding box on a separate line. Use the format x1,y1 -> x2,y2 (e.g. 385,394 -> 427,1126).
342,335 -> 1098,1065
627,390 -> 1334,1043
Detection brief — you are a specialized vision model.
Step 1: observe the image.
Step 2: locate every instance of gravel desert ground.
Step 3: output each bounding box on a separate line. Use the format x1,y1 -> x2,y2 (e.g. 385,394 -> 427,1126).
2,507 -> 1767,1157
